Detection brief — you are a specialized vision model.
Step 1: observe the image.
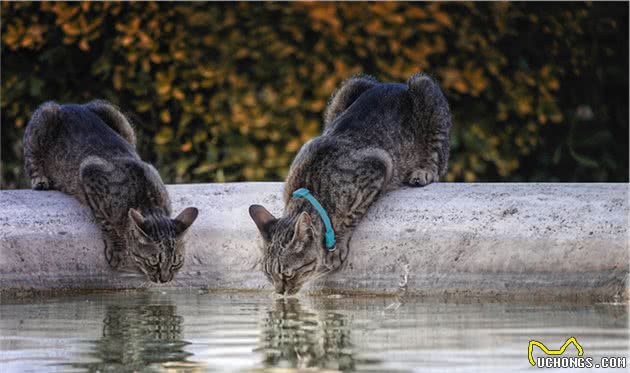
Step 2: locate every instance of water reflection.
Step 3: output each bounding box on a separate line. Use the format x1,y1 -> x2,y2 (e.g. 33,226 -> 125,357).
255,298 -> 358,372
70,296 -> 198,372
1,291 -> 625,373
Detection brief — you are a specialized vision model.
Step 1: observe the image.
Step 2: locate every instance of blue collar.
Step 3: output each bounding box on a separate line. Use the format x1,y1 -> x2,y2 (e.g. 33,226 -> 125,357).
292,188 -> 336,251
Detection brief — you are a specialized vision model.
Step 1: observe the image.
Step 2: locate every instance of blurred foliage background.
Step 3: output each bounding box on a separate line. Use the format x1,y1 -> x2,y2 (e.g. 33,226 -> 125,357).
1,1 -> 628,189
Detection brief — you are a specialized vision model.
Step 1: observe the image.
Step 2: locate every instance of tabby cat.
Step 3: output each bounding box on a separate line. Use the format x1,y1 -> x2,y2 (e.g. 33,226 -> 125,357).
23,100 -> 198,283
249,73 -> 451,294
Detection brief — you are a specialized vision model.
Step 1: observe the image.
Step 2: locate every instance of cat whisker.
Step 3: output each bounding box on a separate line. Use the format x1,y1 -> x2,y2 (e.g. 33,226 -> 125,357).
119,272 -> 144,279
313,267 -> 331,279
171,278 -> 185,288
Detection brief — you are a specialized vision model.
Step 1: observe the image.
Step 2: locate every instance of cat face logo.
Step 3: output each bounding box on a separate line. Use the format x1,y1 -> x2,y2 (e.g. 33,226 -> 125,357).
528,337 -> 584,366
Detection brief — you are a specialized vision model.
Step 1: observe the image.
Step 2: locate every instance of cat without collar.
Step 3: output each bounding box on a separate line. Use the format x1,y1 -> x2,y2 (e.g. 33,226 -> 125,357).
249,73 -> 451,295
23,100 -> 198,283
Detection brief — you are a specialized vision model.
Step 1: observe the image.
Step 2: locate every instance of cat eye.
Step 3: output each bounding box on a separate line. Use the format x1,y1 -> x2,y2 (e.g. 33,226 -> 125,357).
282,272 -> 295,280
171,255 -> 184,270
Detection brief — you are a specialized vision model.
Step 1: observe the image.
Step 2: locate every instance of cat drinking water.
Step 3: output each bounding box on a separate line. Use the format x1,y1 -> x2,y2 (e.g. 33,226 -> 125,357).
23,100 -> 198,283
249,74 -> 451,295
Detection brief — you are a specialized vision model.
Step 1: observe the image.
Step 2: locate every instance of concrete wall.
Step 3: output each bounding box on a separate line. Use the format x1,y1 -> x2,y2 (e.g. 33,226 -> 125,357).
1,183 -> 628,301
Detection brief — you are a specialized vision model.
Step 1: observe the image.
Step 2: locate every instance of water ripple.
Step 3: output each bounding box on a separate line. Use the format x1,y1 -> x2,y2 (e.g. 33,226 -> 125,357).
0,291 -> 627,373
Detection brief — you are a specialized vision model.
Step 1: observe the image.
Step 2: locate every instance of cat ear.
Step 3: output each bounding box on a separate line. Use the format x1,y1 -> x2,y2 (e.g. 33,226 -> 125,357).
324,74 -> 379,126
249,204 -> 276,241
173,207 -> 199,235
128,208 -> 149,237
293,211 -> 314,241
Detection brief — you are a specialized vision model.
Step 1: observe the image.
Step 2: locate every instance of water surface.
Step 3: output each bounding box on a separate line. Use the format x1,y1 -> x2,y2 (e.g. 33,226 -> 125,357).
1,290 -> 627,372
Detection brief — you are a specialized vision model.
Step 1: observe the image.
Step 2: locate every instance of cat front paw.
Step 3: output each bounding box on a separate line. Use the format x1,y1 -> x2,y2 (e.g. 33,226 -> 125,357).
407,169 -> 437,187
323,250 -> 344,272
31,176 -> 50,190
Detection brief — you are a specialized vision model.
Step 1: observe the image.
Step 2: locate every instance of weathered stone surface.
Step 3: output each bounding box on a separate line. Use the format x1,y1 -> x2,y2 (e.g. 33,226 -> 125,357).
1,183 -> 627,301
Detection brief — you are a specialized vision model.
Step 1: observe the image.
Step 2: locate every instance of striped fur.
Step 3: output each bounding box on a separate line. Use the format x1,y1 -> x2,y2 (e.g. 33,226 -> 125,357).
250,73 -> 452,294
23,100 -> 198,283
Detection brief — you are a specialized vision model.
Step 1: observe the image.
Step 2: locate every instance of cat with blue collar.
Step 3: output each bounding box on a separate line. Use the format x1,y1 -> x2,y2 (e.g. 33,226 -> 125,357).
249,73 -> 452,295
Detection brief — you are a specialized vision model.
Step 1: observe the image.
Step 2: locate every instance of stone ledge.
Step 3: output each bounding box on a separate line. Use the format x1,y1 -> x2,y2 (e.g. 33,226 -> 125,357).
0,183 -> 628,301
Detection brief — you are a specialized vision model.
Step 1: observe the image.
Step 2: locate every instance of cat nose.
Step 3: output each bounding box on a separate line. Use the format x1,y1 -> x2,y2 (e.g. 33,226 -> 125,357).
159,272 -> 172,283
286,287 -> 300,295
282,270 -> 294,279
274,282 -> 285,294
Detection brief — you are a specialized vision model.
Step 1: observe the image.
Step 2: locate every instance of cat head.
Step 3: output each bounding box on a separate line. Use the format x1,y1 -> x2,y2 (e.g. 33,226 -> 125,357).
127,207 -> 199,283
249,204 -> 325,295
